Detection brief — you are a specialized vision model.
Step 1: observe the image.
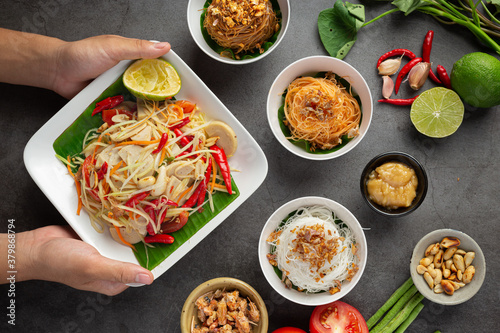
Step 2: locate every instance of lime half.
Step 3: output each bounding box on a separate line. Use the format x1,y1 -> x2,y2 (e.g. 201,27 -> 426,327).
123,58 -> 181,101
410,87 -> 464,138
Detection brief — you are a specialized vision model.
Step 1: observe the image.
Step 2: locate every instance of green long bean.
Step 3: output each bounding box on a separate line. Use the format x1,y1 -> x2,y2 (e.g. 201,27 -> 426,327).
366,277 -> 414,329
379,293 -> 425,333
393,302 -> 425,333
370,285 -> 419,333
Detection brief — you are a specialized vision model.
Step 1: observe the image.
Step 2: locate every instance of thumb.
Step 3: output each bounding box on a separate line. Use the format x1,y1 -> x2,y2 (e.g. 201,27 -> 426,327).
100,36 -> 171,61
95,256 -> 154,286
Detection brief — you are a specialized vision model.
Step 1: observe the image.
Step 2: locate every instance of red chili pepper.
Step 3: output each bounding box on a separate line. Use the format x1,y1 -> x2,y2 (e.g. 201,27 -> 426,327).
168,117 -> 191,130
378,96 -> 419,105
125,191 -> 149,207
152,133 -> 168,154
422,31 -> 442,85
144,234 -> 174,244
436,65 -> 452,89
174,128 -> 192,151
91,95 -> 124,116
182,182 -> 204,208
395,57 -> 422,95
211,145 -> 232,195
196,159 -> 213,212
96,162 -> 108,180
377,48 -> 417,68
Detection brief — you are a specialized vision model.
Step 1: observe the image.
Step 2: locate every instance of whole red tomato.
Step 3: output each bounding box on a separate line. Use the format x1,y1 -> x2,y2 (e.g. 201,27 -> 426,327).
273,328 -> 307,333
310,300 -> 368,333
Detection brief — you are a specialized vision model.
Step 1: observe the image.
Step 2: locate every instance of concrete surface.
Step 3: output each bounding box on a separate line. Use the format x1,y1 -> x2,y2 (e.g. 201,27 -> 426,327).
1,1 -> 499,332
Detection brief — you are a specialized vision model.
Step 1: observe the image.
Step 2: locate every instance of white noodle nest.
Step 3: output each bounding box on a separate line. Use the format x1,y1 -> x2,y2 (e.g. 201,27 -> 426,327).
268,206 -> 358,293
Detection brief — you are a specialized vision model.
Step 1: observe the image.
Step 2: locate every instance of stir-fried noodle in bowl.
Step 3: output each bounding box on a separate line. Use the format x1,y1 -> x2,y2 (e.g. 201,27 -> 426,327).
203,0 -> 279,57
266,205 -> 360,294
283,73 -> 362,151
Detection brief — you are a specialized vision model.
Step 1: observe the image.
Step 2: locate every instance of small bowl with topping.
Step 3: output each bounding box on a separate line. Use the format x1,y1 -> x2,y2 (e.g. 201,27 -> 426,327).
360,152 -> 428,217
180,277 -> 268,333
258,196 -> 367,306
267,56 -> 373,160
187,0 -> 290,65
410,229 -> 486,305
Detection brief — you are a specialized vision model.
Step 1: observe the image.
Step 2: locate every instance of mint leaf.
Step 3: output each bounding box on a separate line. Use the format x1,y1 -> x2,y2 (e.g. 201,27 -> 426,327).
318,0 -> 365,59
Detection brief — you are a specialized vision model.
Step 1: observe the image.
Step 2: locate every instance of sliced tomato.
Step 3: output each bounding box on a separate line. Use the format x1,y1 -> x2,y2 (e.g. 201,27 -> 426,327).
102,109 -> 135,126
81,155 -> 94,186
272,328 -> 307,333
160,211 -> 189,233
175,100 -> 196,113
310,301 -> 368,333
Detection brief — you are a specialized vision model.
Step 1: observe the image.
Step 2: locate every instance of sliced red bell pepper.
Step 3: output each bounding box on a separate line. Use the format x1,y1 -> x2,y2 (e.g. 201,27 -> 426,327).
144,234 -> 174,244
211,145 -> 232,195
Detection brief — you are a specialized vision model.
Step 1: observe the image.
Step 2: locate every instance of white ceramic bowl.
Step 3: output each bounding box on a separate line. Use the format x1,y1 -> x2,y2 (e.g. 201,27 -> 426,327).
410,229 -> 486,305
267,56 -> 373,160
187,0 -> 290,65
258,196 -> 367,306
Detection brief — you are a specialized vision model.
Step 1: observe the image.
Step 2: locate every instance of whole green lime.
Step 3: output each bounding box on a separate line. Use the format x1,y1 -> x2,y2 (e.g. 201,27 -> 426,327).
450,52 -> 500,108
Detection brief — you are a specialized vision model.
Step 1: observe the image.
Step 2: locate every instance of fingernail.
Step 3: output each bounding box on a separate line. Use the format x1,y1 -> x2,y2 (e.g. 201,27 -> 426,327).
135,273 -> 153,285
153,42 -> 170,49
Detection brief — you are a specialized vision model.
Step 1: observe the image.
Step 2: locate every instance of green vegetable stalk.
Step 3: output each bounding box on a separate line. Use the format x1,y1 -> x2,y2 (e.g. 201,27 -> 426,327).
318,0 -> 500,59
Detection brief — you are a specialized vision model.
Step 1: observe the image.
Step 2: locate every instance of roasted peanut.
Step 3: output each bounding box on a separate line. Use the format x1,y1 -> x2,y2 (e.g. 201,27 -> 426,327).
464,252 -> 475,268
448,273 -> 456,281
428,266 -> 437,279
463,265 -> 475,284
420,257 -> 432,267
443,268 -> 451,279
451,263 -> 457,273
434,269 -> 442,285
440,236 -> 461,249
453,254 -> 465,272
434,283 -> 444,294
457,270 -> 463,281
445,259 -> 453,270
424,272 -> 434,289
455,249 -> 467,256
434,249 -> 444,268
425,243 -> 440,256
441,280 -> 455,295
443,247 -> 458,261
416,265 -> 427,275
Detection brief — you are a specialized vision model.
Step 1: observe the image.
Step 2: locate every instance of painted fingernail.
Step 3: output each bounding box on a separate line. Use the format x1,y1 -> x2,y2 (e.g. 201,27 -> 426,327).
153,42 -> 170,49
135,273 -> 153,285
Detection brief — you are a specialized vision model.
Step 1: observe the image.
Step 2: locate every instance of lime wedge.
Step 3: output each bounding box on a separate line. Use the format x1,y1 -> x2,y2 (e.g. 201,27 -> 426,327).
123,58 -> 181,101
410,87 -> 464,138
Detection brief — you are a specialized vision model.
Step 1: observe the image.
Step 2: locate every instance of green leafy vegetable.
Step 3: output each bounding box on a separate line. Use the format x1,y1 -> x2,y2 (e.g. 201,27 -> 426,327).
318,0 -> 365,59
318,0 -> 500,59
53,75 -> 240,270
200,0 -> 282,60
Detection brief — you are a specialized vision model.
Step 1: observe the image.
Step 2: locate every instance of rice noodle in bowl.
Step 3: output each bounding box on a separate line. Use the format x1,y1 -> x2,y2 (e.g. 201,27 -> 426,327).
266,205 -> 360,294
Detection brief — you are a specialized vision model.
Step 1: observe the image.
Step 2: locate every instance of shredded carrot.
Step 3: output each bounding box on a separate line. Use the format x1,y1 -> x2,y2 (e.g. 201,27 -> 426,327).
210,156 -> 216,194
67,156 -> 83,215
115,138 -> 160,147
109,160 -> 124,177
159,145 -> 167,165
113,225 -> 136,251
212,183 -> 227,190
176,184 -> 195,205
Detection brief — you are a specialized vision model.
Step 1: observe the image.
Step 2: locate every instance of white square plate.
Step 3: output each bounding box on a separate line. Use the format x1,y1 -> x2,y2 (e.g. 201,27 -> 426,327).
24,50 -> 268,279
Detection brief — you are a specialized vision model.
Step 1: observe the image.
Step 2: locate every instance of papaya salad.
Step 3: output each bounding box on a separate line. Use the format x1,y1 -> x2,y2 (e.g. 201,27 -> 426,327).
62,95 -> 238,250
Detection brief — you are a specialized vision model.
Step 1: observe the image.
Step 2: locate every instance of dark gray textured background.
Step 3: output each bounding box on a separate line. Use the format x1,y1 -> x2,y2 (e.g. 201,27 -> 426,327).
1,0 -> 499,332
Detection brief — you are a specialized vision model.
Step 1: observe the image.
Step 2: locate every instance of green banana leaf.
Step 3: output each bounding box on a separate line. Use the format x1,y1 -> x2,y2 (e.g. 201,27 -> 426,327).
53,75 -> 240,270
278,72 -> 363,154
200,0 -> 282,60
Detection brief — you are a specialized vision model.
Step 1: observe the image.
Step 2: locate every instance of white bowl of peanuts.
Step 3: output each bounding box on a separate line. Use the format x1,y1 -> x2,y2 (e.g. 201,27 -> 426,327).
410,229 -> 486,305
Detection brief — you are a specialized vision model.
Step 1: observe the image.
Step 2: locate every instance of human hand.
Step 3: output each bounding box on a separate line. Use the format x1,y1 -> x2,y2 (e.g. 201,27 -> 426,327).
52,35 -> 171,99
17,225 -> 153,296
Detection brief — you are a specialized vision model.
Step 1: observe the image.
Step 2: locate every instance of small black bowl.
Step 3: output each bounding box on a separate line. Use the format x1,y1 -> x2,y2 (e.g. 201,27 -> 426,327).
360,152 -> 428,217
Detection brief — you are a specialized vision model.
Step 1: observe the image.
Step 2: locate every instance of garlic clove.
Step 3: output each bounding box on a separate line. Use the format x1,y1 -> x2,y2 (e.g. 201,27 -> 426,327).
378,58 -> 402,75
408,62 -> 431,90
382,75 -> 394,99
